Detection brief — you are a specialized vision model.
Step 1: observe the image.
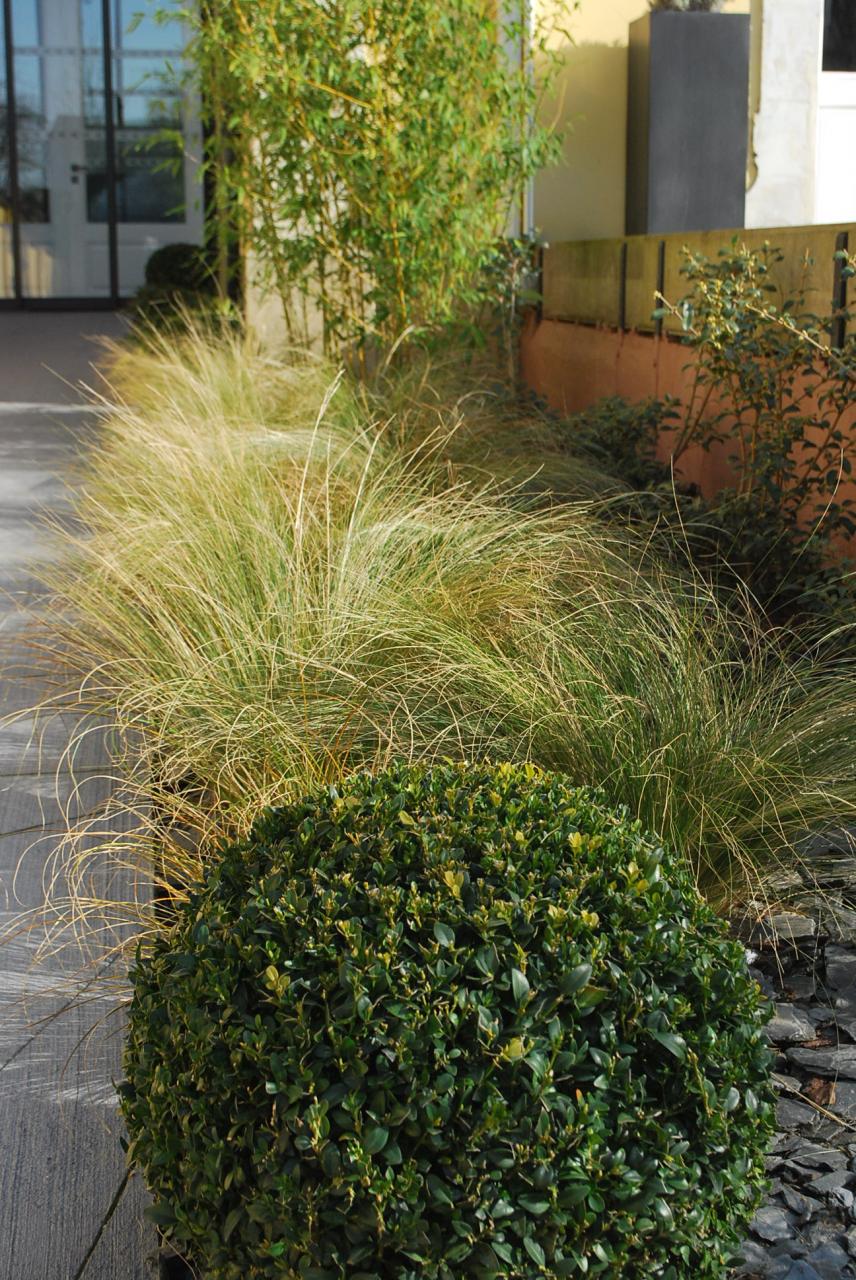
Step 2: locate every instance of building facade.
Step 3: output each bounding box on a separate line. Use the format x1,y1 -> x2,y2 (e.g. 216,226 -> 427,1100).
533,0 -> 856,246
0,0 -> 202,306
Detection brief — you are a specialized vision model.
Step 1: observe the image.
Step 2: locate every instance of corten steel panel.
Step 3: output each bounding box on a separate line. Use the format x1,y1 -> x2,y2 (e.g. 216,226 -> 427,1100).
626,13 -> 751,236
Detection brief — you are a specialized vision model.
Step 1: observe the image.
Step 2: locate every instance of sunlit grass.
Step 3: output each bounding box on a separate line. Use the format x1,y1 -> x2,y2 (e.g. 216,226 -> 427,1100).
11,319 -> 856,954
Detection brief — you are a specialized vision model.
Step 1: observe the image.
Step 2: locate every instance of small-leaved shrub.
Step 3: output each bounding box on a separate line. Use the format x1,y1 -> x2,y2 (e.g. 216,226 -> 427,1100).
121,762 -> 774,1280
144,243 -> 215,294
663,241 -> 856,624
564,394 -> 848,621
566,396 -> 676,493
568,242 -> 856,626
132,242 -> 220,327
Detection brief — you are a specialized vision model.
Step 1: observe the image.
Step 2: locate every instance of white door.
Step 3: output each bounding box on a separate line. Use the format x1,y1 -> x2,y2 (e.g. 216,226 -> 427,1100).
816,72 -> 856,225
6,0 -> 202,301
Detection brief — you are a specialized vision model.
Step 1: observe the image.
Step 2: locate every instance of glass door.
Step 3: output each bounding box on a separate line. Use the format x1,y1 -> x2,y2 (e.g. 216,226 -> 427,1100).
0,0 -> 202,305
7,0 -> 111,298
108,0 -> 203,296
1,0 -> 18,297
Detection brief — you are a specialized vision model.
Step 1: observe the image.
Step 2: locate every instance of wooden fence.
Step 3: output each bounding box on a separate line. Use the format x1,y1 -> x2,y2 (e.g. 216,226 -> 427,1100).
540,223 -> 855,341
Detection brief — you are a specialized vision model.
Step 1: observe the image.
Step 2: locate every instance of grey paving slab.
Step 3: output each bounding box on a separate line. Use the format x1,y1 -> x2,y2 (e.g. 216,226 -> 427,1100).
0,328 -> 156,1279
0,313 -> 128,405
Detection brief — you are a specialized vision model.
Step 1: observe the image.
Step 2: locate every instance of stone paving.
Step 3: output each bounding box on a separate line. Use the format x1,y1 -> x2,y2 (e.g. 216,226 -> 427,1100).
0,314 -> 154,1279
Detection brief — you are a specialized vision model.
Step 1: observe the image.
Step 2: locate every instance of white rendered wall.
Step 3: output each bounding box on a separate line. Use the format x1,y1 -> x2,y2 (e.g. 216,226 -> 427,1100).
745,0 -> 824,229
816,73 -> 856,224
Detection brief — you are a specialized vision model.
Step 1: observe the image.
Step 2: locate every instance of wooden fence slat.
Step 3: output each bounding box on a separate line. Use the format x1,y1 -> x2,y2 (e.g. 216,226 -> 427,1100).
542,223 -> 856,341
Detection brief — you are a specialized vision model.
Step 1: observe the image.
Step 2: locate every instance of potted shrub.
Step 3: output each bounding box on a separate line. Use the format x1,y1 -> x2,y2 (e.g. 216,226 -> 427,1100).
626,0 -> 751,234
120,762 -> 773,1278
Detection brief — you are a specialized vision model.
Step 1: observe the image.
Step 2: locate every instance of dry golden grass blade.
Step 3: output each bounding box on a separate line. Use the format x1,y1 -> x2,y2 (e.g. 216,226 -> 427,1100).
4,318 -> 855,960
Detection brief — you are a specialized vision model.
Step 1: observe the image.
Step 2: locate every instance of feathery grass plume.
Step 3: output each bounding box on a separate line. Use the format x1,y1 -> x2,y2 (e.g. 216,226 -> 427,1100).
368,345 -> 619,502
11,320 -> 856,956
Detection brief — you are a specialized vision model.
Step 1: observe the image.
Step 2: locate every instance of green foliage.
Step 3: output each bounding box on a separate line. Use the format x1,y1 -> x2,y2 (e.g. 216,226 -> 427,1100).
131,241 -> 223,329
174,0 -> 572,358
121,762 -> 774,1280
566,397 -> 676,493
672,243 -> 856,528
144,242 -> 216,294
648,1 -> 724,11
671,242 -> 856,622
479,237 -> 546,386
580,243 -> 856,625
565,393 -> 855,624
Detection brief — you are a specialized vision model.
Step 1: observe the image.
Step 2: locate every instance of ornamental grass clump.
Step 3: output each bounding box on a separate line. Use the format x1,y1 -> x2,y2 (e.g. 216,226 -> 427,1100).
20,318 -> 856,953
121,763 -> 774,1280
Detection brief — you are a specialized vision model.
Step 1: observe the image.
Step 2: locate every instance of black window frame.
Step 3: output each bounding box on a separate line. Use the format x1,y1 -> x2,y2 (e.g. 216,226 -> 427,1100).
824,0 -> 856,73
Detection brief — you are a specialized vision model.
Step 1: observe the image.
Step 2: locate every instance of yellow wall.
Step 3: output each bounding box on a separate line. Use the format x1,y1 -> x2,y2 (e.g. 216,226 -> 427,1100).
534,0 -> 751,244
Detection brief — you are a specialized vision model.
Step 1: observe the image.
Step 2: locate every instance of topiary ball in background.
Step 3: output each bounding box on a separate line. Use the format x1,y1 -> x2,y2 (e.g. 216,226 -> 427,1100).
143,242 -> 216,295
120,762 -> 773,1279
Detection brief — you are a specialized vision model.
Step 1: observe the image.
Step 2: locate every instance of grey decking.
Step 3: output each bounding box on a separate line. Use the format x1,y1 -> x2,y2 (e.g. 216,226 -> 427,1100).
0,317 -> 155,1279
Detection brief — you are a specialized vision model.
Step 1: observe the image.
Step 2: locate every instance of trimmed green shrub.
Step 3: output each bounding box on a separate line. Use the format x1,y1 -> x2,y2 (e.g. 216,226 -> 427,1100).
121,762 -> 774,1279
144,242 -> 215,295
130,242 -> 220,329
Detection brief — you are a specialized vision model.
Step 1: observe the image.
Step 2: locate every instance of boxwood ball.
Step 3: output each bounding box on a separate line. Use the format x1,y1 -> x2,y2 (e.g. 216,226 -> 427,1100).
121,762 -> 774,1279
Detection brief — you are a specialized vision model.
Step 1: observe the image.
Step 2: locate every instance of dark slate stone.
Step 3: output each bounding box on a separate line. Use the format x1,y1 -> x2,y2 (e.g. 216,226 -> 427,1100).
826,946 -> 856,1000
751,1206 -> 796,1244
732,933 -> 856,1276
769,1004 -> 819,1045
779,1097 -> 823,1130
777,1074 -> 809,1094
788,1047 -> 856,1079
787,972 -> 820,1002
824,906 -> 856,946
780,1262 -> 823,1280
749,914 -> 818,948
805,1240 -> 854,1279
806,1169 -> 855,1195
781,1184 -> 818,1221
796,828 -> 856,862
789,1143 -> 850,1172
832,1082 -> 856,1120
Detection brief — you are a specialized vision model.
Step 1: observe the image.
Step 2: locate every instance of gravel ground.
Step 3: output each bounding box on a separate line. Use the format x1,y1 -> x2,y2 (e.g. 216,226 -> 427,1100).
732,830 -> 856,1279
